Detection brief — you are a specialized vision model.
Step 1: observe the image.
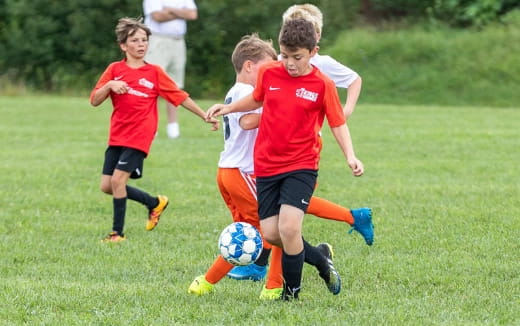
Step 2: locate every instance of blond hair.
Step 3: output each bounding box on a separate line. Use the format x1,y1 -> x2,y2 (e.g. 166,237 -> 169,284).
282,4 -> 323,36
231,34 -> 277,73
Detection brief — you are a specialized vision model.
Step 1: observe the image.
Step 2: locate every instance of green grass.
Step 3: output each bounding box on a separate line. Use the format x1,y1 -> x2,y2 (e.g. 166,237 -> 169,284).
0,96 -> 519,325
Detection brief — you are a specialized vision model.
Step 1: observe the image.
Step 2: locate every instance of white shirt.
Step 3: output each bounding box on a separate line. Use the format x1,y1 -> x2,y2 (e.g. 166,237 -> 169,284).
310,53 -> 359,88
217,83 -> 261,174
143,0 -> 197,36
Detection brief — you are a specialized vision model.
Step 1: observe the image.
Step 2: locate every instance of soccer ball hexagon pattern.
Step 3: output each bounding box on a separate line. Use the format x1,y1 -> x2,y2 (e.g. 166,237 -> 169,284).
218,222 -> 263,266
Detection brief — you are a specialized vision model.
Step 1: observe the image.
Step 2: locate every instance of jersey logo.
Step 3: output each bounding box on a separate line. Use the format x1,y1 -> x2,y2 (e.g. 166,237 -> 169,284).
269,86 -> 281,91
296,88 -> 318,102
139,78 -> 154,89
127,87 -> 149,98
114,75 -> 124,81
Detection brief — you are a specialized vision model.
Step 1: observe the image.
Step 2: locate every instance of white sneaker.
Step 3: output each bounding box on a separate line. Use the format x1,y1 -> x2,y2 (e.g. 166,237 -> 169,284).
167,122 -> 180,139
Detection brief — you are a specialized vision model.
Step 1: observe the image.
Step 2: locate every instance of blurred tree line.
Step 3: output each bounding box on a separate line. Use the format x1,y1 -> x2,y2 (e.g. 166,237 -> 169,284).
0,0 -> 517,97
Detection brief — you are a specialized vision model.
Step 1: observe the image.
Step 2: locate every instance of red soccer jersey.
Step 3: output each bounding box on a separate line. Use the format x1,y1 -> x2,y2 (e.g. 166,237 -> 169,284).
252,61 -> 345,177
90,60 -> 189,155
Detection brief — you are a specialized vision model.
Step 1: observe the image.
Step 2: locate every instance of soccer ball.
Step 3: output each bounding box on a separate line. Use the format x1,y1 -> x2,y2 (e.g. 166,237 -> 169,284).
218,222 -> 263,266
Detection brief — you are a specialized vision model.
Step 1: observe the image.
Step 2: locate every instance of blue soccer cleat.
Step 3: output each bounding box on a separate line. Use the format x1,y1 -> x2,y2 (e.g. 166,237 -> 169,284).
227,263 -> 267,281
349,207 -> 374,245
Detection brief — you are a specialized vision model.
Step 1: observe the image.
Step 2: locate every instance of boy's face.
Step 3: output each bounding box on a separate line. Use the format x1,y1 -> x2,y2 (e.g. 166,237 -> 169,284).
279,45 -> 317,77
120,29 -> 149,60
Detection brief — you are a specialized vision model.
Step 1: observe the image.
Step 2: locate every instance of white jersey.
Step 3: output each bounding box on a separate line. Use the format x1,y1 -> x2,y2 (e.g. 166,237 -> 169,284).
217,83 -> 261,174
310,53 -> 359,88
143,0 -> 197,37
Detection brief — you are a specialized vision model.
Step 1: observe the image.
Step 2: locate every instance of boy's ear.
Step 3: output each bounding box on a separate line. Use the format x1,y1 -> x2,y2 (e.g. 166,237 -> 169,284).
243,60 -> 253,72
310,46 -> 319,57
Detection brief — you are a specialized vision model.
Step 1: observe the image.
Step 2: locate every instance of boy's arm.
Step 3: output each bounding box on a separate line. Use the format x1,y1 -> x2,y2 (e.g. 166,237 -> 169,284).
239,113 -> 261,130
205,94 -> 262,120
343,76 -> 362,119
90,80 -> 128,106
330,124 -> 364,177
180,97 -> 219,131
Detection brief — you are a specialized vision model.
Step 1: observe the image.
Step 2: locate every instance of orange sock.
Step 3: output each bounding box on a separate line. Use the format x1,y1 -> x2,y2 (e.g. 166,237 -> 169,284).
205,255 -> 234,284
307,196 -> 354,225
265,245 -> 284,289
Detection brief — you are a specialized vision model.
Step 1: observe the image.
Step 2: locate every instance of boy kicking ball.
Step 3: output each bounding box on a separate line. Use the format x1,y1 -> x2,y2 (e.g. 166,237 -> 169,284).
90,17 -> 218,242
206,19 -> 365,300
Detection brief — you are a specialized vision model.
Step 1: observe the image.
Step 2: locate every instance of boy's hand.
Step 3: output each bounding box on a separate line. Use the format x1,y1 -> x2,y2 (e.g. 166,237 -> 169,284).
108,80 -> 129,94
348,157 -> 364,176
205,104 -> 228,121
206,117 -> 219,131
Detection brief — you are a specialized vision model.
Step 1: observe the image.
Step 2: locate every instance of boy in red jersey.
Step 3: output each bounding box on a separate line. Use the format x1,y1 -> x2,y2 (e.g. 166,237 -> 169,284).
90,17 -> 218,242
206,19 -> 364,300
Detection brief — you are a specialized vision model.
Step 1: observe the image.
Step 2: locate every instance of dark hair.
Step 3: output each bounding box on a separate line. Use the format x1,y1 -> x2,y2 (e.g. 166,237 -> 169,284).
278,18 -> 317,52
115,17 -> 151,44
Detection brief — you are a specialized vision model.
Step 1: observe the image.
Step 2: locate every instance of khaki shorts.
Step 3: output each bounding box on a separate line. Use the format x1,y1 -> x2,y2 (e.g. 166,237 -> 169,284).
145,34 -> 186,88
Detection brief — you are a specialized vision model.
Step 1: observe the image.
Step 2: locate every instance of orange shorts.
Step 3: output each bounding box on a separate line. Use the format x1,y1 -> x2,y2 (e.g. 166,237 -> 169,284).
216,168 -> 260,230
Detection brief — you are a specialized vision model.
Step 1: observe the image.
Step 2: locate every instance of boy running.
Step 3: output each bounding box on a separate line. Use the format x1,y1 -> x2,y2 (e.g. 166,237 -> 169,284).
90,17 -> 218,242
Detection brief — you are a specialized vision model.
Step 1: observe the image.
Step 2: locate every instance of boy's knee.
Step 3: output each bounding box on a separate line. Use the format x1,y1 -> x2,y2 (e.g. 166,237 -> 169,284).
279,225 -> 300,241
100,183 -> 112,194
262,230 -> 281,247
110,175 -> 125,189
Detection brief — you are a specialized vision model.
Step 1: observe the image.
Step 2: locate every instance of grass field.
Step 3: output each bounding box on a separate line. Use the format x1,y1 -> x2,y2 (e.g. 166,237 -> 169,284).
0,96 -> 518,325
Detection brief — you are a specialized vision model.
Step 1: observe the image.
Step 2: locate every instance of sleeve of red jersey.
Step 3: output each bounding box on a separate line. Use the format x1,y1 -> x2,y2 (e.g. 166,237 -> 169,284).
323,78 -> 345,128
89,64 -> 114,103
156,66 -> 190,106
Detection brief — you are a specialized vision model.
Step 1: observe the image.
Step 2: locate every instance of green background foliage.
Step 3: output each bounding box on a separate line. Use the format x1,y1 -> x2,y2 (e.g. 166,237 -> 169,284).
0,0 -> 519,106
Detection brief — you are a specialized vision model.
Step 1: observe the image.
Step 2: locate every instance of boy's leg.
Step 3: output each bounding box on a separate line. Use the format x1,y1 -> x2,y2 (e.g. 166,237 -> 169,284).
267,248 -> 283,287
260,240 -> 341,299
218,168 -> 269,281
279,204 -> 305,299
307,196 -> 354,224
308,196 -> 374,245
303,239 -> 341,295
282,249 -> 304,299
276,170 -> 319,299
110,169 -> 131,236
126,186 -> 158,209
205,256 -> 235,284
188,255 -> 234,295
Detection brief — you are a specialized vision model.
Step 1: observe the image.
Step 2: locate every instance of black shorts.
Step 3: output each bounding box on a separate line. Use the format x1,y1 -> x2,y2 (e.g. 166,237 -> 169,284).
256,169 -> 318,220
102,146 -> 145,179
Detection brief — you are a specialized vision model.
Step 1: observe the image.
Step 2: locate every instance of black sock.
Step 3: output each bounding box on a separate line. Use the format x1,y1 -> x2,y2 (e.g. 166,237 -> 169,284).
303,238 -> 329,281
112,197 -> 127,235
255,248 -> 271,266
126,185 -> 158,209
282,249 -> 304,300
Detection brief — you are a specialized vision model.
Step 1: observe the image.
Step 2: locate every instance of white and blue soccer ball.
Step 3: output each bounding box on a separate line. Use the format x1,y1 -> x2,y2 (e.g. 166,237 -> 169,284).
218,222 -> 263,266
